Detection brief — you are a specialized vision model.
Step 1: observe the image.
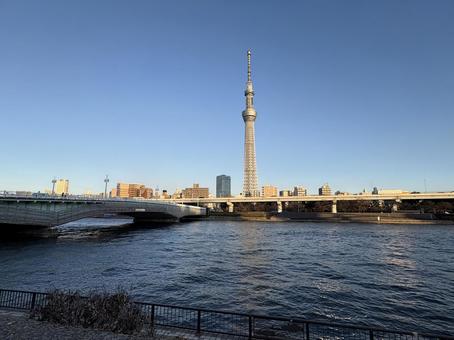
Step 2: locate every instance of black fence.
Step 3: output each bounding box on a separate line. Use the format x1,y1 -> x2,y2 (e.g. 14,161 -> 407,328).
0,288 -> 452,340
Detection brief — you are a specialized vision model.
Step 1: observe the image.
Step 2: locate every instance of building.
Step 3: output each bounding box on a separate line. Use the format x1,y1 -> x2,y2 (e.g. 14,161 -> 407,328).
110,188 -> 117,198
182,184 -> 209,199
161,190 -> 170,199
172,188 -> 182,199
242,50 -> 259,197
141,187 -> 153,199
55,179 -> 69,195
279,190 -> 292,197
115,182 -> 153,199
335,191 -> 351,196
261,185 -> 278,197
293,186 -> 307,197
15,191 -> 32,196
319,183 -> 332,196
116,183 -> 129,198
216,175 -> 231,197
377,189 -> 410,195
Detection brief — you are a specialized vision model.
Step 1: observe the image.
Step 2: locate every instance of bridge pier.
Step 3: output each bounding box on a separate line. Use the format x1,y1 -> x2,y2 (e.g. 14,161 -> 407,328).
277,201 -> 283,213
332,200 -> 337,214
392,200 -> 400,212
227,202 -> 234,213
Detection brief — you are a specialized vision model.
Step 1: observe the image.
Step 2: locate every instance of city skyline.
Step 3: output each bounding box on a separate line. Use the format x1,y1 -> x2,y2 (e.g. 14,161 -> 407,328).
1,1 -> 454,195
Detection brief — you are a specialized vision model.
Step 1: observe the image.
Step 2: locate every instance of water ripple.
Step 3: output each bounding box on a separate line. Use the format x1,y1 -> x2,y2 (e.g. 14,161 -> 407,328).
0,220 -> 453,334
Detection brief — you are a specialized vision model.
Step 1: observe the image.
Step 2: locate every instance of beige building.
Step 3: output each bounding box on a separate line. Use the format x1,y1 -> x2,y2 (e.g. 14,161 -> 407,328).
110,188 -> 117,198
293,186 -> 307,197
161,190 -> 170,199
55,179 -> 69,195
141,187 -> 153,199
116,183 -> 153,199
261,185 -> 278,197
378,189 -> 410,195
319,183 -> 332,196
182,184 -> 209,199
172,188 -> 182,199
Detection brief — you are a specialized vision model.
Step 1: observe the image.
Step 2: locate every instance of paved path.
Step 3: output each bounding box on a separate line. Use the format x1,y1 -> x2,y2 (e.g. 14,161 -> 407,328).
0,309 -> 244,340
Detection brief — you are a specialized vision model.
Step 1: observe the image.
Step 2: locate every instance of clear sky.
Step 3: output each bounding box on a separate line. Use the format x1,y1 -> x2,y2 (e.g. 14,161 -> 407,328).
1,0 -> 453,195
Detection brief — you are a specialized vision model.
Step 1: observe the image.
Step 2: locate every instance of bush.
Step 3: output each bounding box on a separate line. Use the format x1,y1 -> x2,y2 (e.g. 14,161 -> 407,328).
31,289 -> 146,334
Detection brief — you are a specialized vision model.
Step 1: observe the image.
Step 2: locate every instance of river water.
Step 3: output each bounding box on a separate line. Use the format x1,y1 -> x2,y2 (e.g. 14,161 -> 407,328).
1,219 -> 453,334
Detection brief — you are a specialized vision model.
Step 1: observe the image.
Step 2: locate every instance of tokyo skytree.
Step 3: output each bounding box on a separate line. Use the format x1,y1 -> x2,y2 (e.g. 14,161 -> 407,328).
242,50 -> 259,197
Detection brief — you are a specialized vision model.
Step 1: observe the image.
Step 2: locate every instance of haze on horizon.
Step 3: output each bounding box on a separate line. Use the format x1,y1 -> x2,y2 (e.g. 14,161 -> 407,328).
1,0 -> 453,195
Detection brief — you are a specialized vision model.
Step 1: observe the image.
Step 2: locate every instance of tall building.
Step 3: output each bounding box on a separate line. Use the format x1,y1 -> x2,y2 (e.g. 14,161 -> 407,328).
261,185 -> 278,197
216,175 -> 231,197
242,50 -> 259,197
182,184 -> 209,199
55,179 -> 69,195
319,183 -> 332,196
293,186 -> 307,197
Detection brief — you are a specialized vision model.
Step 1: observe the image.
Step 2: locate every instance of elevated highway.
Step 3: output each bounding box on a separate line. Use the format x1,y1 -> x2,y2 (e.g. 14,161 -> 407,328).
0,196 -> 206,228
169,192 -> 454,213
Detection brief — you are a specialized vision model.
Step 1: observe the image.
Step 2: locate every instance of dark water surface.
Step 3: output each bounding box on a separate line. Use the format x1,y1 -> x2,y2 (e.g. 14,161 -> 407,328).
1,219 -> 453,334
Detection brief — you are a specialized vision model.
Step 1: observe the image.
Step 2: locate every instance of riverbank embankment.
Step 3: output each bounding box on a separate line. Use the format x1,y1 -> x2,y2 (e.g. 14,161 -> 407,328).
201,211 -> 454,224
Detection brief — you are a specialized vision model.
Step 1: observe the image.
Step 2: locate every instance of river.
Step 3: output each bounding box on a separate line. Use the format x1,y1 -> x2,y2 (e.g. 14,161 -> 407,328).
1,219 -> 453,334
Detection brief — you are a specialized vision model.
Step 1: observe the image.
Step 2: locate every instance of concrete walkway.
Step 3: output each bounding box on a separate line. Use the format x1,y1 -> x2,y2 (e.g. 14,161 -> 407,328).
0,309 -> 244,340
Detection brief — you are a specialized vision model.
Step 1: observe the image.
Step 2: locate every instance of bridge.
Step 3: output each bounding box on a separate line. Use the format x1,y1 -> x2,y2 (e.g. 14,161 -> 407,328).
0,196 -> 206,228
169,192 -> 454,213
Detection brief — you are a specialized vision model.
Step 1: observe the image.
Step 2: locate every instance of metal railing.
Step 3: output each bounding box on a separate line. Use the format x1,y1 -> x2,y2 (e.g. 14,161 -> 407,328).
0,192 -> 178,204
0,193 -> 209,213
0,288 -> 452,339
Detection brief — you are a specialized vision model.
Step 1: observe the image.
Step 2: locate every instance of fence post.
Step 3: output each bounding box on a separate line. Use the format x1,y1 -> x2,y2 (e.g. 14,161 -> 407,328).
369,329 -> 374,340
305,322 -> 310,340
197,310 -> 201,333
248,315 -> 253,339
31,292 -> 36,310
151,304 -> 155,329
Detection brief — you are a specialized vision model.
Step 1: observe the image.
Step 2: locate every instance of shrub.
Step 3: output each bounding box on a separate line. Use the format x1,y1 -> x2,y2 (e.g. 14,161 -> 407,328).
31,289 -> 146,334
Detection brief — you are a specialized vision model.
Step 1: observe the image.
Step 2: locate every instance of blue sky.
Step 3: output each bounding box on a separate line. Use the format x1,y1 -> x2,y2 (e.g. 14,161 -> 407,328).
0,0 -> 453,195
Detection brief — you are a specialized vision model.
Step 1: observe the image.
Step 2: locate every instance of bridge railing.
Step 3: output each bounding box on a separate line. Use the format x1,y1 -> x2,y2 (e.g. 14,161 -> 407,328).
0,288 -> 452,339
0,192 -> 197,207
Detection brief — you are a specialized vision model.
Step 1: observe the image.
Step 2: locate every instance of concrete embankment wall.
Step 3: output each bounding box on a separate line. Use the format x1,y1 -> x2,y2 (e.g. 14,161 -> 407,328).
205,211 -> 454,224
280,212 -> 439,224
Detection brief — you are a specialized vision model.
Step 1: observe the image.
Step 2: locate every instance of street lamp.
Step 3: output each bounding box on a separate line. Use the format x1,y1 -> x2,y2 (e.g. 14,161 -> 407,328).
104,175 -> 109,199
51,178 -> 57,196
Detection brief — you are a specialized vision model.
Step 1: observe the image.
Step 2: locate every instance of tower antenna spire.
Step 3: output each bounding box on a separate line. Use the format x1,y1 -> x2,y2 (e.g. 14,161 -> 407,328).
247,50 -> 252,82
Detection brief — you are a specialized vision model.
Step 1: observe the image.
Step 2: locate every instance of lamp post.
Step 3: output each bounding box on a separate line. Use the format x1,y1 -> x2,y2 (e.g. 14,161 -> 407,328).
104,175 -> 109,199
51,178 -> 57,196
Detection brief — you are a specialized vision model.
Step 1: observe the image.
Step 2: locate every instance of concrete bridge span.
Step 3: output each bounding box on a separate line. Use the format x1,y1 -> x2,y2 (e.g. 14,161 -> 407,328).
0,197 -> 206,228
